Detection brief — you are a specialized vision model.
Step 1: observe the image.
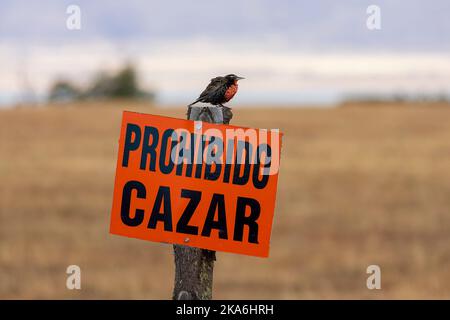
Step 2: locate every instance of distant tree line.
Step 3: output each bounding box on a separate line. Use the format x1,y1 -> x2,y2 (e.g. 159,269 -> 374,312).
48,64 -> 155,103
341,93 -> 450,105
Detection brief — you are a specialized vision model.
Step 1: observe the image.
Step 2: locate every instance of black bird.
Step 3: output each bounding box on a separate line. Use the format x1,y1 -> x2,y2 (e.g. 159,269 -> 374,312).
189,74 -> 244,107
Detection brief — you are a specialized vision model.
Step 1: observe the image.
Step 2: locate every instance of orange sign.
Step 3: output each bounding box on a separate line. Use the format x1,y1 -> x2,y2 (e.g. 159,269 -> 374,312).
110,111 -> 282,257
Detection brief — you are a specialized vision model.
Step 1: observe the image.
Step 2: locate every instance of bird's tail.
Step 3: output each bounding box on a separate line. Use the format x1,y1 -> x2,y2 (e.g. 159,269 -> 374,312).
188,98 -> 201,107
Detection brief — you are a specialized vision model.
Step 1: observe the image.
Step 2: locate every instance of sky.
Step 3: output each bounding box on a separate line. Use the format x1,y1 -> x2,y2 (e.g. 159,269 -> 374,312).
1,0 -> 450,106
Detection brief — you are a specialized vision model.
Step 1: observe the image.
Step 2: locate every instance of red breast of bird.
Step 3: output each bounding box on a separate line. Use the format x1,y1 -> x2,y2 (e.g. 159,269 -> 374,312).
224,81 -> 239,102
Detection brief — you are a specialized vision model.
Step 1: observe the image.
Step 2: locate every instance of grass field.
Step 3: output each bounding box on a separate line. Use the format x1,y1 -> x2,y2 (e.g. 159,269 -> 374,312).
1,101 -> 450,299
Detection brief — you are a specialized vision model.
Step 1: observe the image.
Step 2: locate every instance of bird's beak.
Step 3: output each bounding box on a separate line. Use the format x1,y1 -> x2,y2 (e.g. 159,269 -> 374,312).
236,76 -> 245,80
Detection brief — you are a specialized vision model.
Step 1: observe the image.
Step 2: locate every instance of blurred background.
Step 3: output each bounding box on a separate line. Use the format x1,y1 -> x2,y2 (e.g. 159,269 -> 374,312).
1,0 -> 450,299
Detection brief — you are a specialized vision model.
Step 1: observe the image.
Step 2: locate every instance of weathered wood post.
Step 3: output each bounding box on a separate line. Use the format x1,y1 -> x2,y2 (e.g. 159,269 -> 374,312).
172,104 -> 233,300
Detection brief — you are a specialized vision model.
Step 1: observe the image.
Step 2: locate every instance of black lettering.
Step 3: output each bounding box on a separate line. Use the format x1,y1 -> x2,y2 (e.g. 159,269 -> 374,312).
140,126 -> 159,171
232,141 -> 251,185
121,180 -> 146,226
233,196 -> 260,243
176,132 -> 195,177
201,194 -> 228,239
204,136 -> 222,181
122,124 -> 141,167
252,144 -> 271,189
223,139 -> 234,183
148,186 -> 173,231
194,138 -> 206,179
176,189 -> 201,235
159,129 -> 176,174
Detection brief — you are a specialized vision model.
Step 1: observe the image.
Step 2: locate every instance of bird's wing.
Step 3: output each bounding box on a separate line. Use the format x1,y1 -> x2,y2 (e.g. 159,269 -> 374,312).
197,77 -> 226,102
210,76 -> 222,82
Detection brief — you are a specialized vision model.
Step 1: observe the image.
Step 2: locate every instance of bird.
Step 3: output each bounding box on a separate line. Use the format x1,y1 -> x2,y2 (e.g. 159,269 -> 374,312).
189,74 -> 244,108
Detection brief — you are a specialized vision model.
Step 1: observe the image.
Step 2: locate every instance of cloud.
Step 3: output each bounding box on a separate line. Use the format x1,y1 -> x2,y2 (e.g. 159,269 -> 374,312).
1,39 -> 450,105
1,0 -> 450,50
1,1 -> 450,105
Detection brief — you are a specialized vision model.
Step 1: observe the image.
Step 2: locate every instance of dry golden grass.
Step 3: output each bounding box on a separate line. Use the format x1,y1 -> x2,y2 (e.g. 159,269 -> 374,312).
1,100 -> 450,299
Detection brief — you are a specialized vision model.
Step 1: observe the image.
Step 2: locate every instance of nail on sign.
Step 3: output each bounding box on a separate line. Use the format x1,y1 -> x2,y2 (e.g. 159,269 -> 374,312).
110,111 -> 283,257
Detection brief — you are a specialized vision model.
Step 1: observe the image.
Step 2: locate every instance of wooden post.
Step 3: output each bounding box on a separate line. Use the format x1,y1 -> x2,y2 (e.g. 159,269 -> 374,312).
172,105 -> 233,300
